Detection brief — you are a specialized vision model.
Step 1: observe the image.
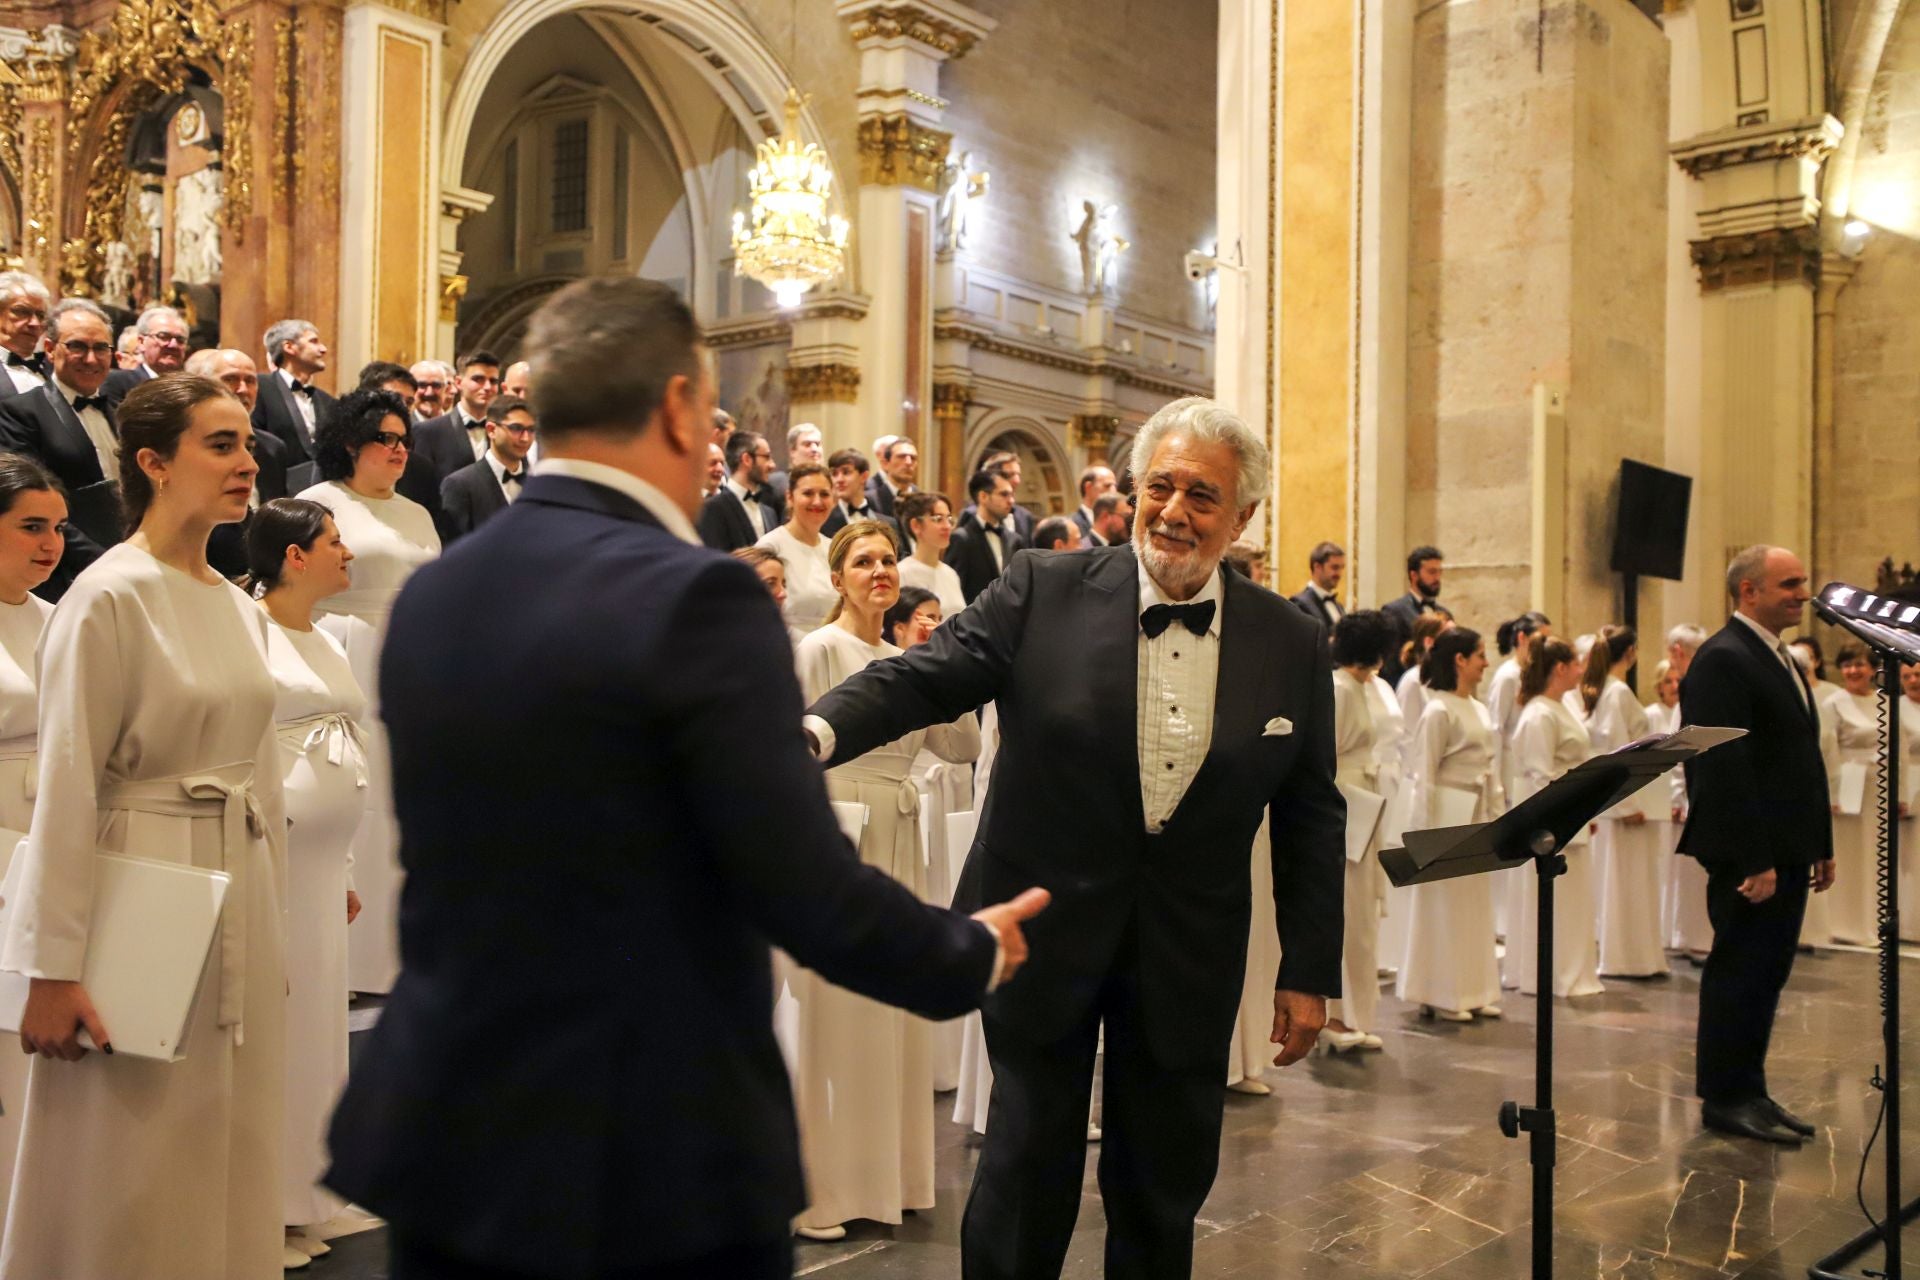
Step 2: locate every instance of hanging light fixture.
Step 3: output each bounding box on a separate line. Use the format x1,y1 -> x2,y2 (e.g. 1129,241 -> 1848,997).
732,89 -> 850,309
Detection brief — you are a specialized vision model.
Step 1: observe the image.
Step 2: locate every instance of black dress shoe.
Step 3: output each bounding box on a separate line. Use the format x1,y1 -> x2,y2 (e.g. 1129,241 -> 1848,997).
1766,1097 -> 1815,1137
1703,1099 -> 1803,1146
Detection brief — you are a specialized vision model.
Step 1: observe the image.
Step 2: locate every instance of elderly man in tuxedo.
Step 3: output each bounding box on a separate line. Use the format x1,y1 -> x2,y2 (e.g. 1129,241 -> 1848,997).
100,304 -> 188,406
805,396 -> 1345,1280
0,271 -> 51,397
186,346 -> 290,577
1681,545 -> 1833,1146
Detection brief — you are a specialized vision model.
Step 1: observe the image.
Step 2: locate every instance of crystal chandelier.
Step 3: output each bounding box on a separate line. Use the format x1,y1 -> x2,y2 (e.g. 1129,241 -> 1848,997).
732,89 -> 850,309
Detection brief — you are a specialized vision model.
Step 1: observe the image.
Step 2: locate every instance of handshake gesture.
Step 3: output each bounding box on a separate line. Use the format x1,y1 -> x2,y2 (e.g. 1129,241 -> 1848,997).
971,888 -> 1052,986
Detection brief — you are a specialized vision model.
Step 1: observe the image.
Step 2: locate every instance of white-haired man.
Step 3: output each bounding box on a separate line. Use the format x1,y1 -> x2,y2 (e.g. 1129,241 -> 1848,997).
100,304 -> 188,406
253,317 -> 335,463
410,360 -> 451,421
805,395 -> 1344,1279
0,271 -> 51,396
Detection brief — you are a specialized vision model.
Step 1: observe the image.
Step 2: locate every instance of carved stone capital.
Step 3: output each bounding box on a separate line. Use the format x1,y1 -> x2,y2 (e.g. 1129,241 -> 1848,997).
439,272 -> 468,323
785,362 -> 862,404
1672,115 -> 1842,178
1689,226 -> 1821,292
857,113 -> 950,190
1070,412 -> 1121,450
836,0 -> 996,61
931,380 -> 969,423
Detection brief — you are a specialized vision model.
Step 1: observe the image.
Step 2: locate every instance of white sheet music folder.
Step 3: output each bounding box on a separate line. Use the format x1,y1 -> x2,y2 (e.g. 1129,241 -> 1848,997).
0,846 -> 229,1063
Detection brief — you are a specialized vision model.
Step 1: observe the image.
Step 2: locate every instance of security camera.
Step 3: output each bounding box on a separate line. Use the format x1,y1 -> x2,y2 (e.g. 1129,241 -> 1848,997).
1183,251 -> 1220,282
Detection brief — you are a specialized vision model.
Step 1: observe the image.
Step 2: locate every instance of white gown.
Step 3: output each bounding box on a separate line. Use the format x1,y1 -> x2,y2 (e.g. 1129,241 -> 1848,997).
899,556 -> 967,620
1830,687 -> 1890,945
1383,667 -> 1432,973
266,621 -> 370,1227
1589,678 -> 1669,976
951,703 -> 999,1134
1485,658 -> 1525,941
790,625 -> 979,1229
1899,695 -> 1920,941
1328,669 -> 1390,1035
0,593 -> 51,1219
1505,695 -> 1604,997
1648,700 -> 1710,955
1227,815 -> 1280,1087
1369,674 -> 1414,981
757,525 -> 836,635
912,745 -> 975,1092
1800,683 -> 1845,947
300,481 -> 439,993
1397,691 -> 1504,1014
0,544 -> 288,1280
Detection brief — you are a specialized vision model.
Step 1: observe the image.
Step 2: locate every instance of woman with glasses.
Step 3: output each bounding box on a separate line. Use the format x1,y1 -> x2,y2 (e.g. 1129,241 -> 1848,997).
896,492 -> 965,619
297,389 -> 440,996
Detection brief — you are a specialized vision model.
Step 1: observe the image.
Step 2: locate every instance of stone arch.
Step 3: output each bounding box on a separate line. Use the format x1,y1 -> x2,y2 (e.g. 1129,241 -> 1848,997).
965,412 -> 1073,517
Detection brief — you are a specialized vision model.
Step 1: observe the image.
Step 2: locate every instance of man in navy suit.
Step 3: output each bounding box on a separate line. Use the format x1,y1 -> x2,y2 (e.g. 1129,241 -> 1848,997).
251,317 -> 337,465
439,394 -> 535,542
806,396 -> 1345,1280
325,277 -> 1048,1280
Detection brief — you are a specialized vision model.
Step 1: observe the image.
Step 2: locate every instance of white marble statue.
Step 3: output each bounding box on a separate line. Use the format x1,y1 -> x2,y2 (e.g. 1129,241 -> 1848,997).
172,167 -> 223,285
936,150 -> 988,254
1070,200 -> 1129,296
99,241 -> 135,310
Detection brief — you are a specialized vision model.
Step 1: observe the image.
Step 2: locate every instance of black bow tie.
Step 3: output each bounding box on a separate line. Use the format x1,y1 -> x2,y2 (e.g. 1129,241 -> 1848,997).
1141,600 -> 1215,639
982,523 -> 1003,537
848,504 -> 871,518
289,380 -> 311,396
7,353 -> 46,375
502,469 -> 525,486
71,394 -> 107,414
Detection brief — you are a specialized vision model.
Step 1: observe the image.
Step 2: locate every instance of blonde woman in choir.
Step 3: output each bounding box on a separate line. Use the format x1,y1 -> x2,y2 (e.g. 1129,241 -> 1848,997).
1649,659 -> 1710,961
1830,642 -> 1907,943
1398,627 -> 1505,1021
1899,661 -> 1920,939
1507,634 -> 1604,998
298,388 -> 440,996
1583,625 -> 1670,978
1489,613 -> 1552,947
248,498 -> 372,1268
896,491 -> 967,619
756,462 -> 836,633
2,375 -> 289,1279
790,521 -> 980,1241
0,455 -> 64,1222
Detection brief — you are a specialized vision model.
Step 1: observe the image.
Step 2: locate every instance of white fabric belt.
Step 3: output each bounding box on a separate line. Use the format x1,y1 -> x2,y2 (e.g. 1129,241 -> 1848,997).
277,712 -> 369,788
0,734 -> 36,803
834,768 -> 922,817
99,762 -> 262,1029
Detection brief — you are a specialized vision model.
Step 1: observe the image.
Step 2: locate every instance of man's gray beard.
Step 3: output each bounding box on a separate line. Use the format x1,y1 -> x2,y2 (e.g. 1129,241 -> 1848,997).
1135,527 -> 1217,598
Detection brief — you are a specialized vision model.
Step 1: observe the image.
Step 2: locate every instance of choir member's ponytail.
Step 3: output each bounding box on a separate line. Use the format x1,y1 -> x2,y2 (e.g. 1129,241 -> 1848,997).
1576,624 -> 1635,714
1519,635 -> 1578,704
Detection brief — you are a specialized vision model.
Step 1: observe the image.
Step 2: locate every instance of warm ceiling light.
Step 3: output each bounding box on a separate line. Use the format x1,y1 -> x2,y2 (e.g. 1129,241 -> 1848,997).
731,89 -> 850,310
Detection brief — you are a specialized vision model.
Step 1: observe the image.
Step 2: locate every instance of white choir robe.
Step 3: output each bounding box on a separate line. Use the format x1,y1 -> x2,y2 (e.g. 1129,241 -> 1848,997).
1800,684 -> 1845,947
0,593 -> 51,1221
1326,670 -> 1389,1035
266,620 -> 371,1227
1830,687 -> 1893,945
1589,677 -> 1669,977
300,480 -> 439,994
951,703 -> 999,1135
1899,695 -> 1920,941
1368,674 -> 1413,987
1396,691 -> 1504,1015
1485,658 -> 1525,941
1226,815 -> 1280,1088
1382,668 -> 1432,974
0,544 -> 288,1280
1648,700 -> 1710,956
790,625 -> 978,1229
1505,695 -> 1604,998
912,748 -> 974,1092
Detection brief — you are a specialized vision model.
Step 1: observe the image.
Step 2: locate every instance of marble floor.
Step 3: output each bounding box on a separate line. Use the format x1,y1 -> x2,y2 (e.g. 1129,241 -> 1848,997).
314,946 -> 1917,1278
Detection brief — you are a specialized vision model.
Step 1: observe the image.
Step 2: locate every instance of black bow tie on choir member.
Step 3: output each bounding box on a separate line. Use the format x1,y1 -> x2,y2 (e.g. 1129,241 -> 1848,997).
1140,600 -> 1215,639
7,352 -> 47,375
289,380 -> 312,396
71,394 -> 107,414
502,470 -> 525,486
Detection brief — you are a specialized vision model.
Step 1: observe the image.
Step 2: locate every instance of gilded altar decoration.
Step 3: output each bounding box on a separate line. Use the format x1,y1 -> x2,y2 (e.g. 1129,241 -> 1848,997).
219,18 -> 255,239
732,89 -> 850,309
22,117 -> 53,261
273,17 -> 296,203
784,362 -> 862,404
856,113 -> 950,191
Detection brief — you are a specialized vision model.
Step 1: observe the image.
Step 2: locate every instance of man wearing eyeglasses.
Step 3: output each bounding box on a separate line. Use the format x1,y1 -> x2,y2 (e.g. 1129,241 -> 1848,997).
0,271 -> 52,397
253,317 -> 338,464
100,304 -> 189,408
409,349 -> 502,498
439,395 -> 537,543
0,298 -> 126,599
409,360 -> 451,422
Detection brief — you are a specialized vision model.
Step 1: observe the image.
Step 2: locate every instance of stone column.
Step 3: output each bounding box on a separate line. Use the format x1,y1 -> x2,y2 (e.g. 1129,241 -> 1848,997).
931,380 -> 970,496
1070,413 -> 1119,467
786,291 -> 870,447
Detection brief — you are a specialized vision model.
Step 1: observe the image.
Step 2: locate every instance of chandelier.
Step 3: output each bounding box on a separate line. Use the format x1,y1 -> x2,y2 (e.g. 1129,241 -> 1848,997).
732,89 -> 850,309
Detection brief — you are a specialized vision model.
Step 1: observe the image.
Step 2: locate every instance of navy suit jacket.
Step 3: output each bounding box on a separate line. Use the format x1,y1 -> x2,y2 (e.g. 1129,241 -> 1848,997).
325,474 -> 995,1275
810,544 -> 1346,1068
1679,619 -> 1832,877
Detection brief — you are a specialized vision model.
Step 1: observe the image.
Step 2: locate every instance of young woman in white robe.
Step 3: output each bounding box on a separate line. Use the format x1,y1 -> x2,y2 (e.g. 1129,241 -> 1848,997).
897,492 -> 968,620
249,499 -> 373,1265
1583,627 -> 1670,978
1829,644 -> 1903,944
1384,613 -> 1453,974
790,522 -> 980,1241
297,389 -> 440,995
0,457 -> 64,1229
1489,614 -> 1551,948
756,464 -> 837,635
3,375 -> 290,1280
1397,627 -> 1505,1021
1647,661 -> 1710,959
1507,636 -> 1604,998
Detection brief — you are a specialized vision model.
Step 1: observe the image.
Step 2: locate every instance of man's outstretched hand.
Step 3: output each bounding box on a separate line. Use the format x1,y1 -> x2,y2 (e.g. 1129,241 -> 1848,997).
973,888 -> 1052,986
1270,989 -> 1326,1066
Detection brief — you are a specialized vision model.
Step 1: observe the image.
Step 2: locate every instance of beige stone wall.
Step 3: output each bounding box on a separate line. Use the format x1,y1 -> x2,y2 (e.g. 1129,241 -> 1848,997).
936,0 -> 1217,332
1828,3 -> 1920,591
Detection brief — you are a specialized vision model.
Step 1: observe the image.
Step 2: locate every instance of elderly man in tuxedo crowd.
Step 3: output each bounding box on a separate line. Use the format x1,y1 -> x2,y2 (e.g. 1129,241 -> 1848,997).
805,395 -> 1345,1280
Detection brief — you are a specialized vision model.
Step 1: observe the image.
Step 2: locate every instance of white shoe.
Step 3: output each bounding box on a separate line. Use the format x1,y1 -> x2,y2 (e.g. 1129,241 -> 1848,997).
1321,1028 -> 1370,1053
286,1232 -> 330,1259
1227,1076 -> 1272,1094
1359,1032 -> 1385,1050
282,1243 -> 313,1270
1087,1123 -> 1102,1142
795,1224 -> 846,1242
1424,1005 -> 1473,1023
1475,1004 -> 1504,1019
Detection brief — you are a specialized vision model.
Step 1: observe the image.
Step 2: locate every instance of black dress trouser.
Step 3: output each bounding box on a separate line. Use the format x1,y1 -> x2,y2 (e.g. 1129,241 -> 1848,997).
1694,863 -> 1812,1105
390,1233 -> 792,1280
961,923 -> 1233,1280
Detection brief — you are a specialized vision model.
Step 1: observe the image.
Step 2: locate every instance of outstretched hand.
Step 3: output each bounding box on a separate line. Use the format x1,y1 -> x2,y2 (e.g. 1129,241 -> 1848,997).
1270,989 -> 1326,1066
973,888 -> 1052,986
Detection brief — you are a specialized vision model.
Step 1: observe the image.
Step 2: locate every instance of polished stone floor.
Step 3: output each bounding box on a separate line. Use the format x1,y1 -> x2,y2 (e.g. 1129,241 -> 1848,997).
314,946 -> 1916,1278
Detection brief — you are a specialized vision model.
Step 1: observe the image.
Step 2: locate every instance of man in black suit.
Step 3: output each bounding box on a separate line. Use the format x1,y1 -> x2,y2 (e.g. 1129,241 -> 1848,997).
806,396 -> 1345,1280
251,317 -> 337,465
1379,544 -> 1445,684
960,449 -> 1038,544
1070,463 -> 1116,544
1085,491 -> 1132,548
1681,544 -> 1832,1146
100,304 -> 188,407
409,349 -> 501,495
324,276 -> 1048,1280
696,429 -> 778,551
439,395 -> 535,543
0,298 -> 127,598
186,347 -> 288,578
0,271 -> 51,397
764,421 -> 820,511
1031,514 -> 1080,551
820,446 -> 897,540
946,468 -> 1023,602
1289,540 -> 1346,629
867,435 -> 917,517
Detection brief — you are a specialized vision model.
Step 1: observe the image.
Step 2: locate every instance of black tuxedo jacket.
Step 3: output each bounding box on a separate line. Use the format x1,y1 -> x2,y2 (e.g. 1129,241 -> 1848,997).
1379,591 -> 1441,684
207,430 -> 291,580
695,485 -> 780,552
810,544 -> 1346,1066
1679,619 -> 1832,877
944,511 -> 1021,602
409,410 -> 481,488
820,501 -> 898,542
325,475 -> 995,1273
0,383 -> 124,598
250,370 -> 336,464
866,473 -> 899,518
1290,585 -> 1341,630
439,456 -> 520,543
100,364 -> 155,410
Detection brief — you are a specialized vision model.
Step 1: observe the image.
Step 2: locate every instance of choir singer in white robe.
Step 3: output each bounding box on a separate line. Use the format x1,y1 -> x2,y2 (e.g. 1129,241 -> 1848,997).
2,374 -> 289,1280
1584,626 -> 1669,977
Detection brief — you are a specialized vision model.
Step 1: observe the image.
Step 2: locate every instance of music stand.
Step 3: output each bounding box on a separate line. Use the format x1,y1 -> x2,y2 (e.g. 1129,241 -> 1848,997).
1382,726 -> 1746,1280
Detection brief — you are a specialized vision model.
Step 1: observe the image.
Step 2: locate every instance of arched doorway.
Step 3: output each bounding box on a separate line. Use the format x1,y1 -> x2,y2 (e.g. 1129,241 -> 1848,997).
970,417 -> 1071,518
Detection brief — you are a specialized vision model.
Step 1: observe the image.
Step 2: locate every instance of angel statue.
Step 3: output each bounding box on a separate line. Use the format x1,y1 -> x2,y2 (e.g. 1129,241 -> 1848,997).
1070,200 -> 1129,296
936,150 -> 989,253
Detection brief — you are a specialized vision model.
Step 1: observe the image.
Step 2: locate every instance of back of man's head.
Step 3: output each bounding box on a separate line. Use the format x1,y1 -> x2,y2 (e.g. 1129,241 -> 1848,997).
522,278 -> 700,442
1033,516 -> 1078,551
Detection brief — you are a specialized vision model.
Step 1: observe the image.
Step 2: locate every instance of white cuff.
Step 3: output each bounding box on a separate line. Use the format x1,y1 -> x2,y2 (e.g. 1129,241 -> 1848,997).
802,715 -> 837,763
980,920 -> 1006,993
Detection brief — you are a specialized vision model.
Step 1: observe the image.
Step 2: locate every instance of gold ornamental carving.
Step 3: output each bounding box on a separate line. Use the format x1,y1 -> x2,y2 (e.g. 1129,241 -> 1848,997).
1070,413 -> 1120,450
22,116 -> 53,261
784,363 -> 862,404
218,17 -> 255,239
931,381 -> 969,423
272,17 -> 296,202
1690,226 -> 1821,292
440,272 -> 469,323
844,5 -> 986,59
857,114 -> 950,191
352,0 -> 457,21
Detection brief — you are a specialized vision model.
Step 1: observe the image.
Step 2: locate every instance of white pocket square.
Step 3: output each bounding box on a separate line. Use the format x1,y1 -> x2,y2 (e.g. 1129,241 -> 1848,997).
1262,716 -> 1294,737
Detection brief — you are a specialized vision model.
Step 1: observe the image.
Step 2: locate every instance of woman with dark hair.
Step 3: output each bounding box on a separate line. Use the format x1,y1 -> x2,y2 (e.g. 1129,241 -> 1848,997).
1582,626 -> 1668,978
1648,660 -> 1709,961
787,522 -> 979,1240
1394,612 -> 1453,758
296,387 -> 439,995
756,462 -> 836,633
1487,612 -> 1551,940
1396,627 -> 1504,1021
883,584 -> 940,650
896,492 -> 965,619
0,452 -> 64,1213
248,498 -> 370,1264
2,374 -> 291,1279
1506,635 -> 1604,998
